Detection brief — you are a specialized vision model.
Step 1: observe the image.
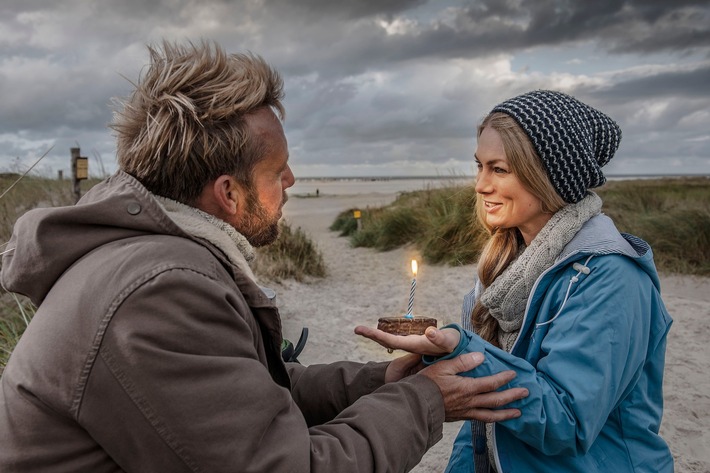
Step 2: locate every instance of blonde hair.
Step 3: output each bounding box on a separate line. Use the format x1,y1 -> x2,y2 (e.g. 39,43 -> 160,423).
111,40 -> 284,204
471,112 -> 566,347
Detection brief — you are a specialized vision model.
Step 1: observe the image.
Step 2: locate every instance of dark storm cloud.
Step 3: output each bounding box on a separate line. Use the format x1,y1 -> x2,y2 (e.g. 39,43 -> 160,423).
264,0 -> 428,20
455,0 -> 710,54
594,63 -> 710,101
0,0 -> 709,176
260,1 -> 709,89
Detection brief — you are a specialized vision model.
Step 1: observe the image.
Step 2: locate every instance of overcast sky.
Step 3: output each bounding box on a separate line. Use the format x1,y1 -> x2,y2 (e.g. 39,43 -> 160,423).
1,0 -> 709,178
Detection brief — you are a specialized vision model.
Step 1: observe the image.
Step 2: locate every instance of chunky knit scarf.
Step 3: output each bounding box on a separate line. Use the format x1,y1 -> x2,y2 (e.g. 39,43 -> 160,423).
481,192 -> 603,352
476,192 -> 602,472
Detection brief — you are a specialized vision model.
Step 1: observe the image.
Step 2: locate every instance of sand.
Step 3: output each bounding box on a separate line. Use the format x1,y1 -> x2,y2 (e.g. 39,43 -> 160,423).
275,191 -> 710,473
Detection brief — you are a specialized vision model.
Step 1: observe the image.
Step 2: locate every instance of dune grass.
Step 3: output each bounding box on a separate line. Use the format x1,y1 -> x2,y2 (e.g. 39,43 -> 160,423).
596,178 -> 710,275
0,174 -> 84,245
330,186 -> 488,266
331,177 -> 710,275
0,294 -> 34,372
251,220 -> 326,281
0,175 -> 326,375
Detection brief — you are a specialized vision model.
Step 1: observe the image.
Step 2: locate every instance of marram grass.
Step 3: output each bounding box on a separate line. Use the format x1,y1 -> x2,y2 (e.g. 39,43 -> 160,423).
597,178 -> 710,275
252,220 -> 327,282
331,186 -> 488,266
0,176 -> 326,376
332,177 -> 710,275
0,294 -> 35,375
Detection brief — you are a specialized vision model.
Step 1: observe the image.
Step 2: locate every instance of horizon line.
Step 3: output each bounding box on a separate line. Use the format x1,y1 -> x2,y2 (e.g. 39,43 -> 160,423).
293,173 -> 710,181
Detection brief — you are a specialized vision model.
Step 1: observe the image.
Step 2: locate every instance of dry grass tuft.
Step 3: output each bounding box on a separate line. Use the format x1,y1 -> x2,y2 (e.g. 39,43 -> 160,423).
332,177 -> 710,274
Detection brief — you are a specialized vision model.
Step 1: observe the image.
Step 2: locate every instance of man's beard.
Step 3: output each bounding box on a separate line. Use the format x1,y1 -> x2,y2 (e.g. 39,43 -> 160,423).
237,191 -> 287,247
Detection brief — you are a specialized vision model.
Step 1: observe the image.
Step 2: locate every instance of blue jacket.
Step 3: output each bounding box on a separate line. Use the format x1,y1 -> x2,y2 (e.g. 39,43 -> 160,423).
439,214 -> 673,472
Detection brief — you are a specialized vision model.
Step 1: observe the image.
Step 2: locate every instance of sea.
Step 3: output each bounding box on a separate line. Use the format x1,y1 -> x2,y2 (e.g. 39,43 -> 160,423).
289,176 -> 472,197
289,174 -> 708,197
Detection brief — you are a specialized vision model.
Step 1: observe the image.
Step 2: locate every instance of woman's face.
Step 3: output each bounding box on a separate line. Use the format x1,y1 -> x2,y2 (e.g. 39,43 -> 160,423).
474,126 -> 552,245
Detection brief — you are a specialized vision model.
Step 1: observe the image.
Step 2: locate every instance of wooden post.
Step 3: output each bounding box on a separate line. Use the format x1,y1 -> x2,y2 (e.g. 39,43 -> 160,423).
71,147 -> 88,202
57,170 -> 63,180
71,148 -> 80,202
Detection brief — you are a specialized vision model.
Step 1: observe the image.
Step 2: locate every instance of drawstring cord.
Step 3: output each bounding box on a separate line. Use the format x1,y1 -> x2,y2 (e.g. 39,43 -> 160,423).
534,255 -> 594,330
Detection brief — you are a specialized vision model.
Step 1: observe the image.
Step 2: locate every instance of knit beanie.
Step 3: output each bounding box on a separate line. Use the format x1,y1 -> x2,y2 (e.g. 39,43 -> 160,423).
491,90 -> 622,203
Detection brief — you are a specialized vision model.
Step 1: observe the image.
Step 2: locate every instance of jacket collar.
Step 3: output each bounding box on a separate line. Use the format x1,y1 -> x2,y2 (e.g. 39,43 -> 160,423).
154,196 -> 258,283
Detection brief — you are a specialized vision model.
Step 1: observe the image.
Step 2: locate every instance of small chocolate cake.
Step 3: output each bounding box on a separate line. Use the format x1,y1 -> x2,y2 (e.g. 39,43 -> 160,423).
377,316 -> 438,336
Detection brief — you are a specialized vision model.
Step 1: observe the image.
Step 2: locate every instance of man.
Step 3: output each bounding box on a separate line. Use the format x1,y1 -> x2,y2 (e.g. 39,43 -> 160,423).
0,40 -> 527,472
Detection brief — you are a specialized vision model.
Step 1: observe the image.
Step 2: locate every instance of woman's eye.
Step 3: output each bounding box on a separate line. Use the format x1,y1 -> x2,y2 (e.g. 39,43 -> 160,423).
494,167 -> 507,174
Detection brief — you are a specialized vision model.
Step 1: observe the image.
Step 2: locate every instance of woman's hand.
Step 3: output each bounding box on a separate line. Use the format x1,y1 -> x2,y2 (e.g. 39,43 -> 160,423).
354,325 -> 460,356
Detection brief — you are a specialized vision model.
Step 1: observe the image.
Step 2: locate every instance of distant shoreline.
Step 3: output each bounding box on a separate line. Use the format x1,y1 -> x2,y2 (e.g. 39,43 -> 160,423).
289,174 -> 710,197
294,174 -> 710,182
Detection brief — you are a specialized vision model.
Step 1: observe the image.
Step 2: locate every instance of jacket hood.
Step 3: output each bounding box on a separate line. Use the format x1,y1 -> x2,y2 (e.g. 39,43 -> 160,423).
1,171 -> 192,305
561,213 -> 661,289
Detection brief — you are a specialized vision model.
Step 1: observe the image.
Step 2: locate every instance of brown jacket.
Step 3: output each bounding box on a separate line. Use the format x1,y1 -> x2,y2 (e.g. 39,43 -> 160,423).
0,171 -> 444,472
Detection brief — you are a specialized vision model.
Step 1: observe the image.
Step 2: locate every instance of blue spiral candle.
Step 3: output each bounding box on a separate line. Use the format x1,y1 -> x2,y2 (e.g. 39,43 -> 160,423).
405,260 -> 418,319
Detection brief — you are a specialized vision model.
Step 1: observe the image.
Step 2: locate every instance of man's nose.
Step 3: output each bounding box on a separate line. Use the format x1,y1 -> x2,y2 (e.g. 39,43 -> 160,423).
283,164 -> 295,189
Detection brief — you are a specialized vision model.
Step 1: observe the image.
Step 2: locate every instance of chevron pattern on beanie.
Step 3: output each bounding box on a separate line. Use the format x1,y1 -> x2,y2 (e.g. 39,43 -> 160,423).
491,90 -> 622,203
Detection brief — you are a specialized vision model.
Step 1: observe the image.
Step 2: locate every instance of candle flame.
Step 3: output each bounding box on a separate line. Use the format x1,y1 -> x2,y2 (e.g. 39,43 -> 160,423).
411,259 -> 418,277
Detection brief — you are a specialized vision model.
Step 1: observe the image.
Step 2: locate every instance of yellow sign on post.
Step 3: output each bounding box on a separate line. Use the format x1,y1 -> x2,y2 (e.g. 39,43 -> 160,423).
353,209 -> 362,230
75,157 -> 89,180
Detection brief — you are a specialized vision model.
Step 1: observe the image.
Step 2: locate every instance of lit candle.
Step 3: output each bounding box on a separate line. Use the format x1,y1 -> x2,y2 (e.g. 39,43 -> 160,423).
405,259 -> 417,319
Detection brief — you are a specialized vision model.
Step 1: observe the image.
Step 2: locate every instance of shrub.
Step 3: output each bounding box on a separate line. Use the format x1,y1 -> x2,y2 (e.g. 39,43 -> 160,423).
348,206 -> 422,251
329,209 -> 359,236
0,177 -> 327,376
0,294 -> 34,376
334,186 -> 488,265
414,186 -> 486,266
252,220 -> 327,281
333,177 -> 710,275
597,177 -> 710,275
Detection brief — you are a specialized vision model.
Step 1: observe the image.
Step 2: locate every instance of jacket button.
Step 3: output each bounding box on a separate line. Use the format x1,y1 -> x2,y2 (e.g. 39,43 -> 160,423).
126,202 -> 142,215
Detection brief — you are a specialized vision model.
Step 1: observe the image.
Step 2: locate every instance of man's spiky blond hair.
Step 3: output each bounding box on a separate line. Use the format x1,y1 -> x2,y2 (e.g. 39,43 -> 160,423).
111,40 -> 284,204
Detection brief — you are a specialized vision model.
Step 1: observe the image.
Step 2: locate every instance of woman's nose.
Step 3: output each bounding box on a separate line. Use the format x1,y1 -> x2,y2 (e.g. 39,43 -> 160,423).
475,170 -> 489,194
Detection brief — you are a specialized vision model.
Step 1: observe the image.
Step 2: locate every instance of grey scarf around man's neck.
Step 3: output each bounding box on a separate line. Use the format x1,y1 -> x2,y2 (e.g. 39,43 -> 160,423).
480,192 -> 603,352
155,196 -> 258,283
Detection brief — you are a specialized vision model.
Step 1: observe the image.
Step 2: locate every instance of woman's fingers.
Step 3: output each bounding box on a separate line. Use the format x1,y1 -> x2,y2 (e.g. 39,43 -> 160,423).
425,326 -> 460,352
354,325 -> 456,355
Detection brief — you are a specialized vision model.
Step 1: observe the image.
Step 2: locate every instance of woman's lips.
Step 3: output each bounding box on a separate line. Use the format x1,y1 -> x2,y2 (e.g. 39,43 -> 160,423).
483,200 -> 501,212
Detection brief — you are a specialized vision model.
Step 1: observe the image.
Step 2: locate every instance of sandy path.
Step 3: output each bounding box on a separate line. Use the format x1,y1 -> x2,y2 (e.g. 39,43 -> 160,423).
273,192 -> 710,472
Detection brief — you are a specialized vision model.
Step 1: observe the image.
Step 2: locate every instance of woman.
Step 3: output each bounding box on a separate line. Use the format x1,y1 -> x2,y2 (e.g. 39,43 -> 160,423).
356,90 -> 673,472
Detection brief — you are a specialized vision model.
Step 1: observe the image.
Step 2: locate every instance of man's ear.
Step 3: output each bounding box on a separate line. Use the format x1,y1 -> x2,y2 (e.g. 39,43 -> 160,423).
217,175 -> 248,217
198,175 -> 247,219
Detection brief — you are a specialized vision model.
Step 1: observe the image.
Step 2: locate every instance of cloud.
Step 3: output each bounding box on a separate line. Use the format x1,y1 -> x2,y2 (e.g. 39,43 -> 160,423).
0,0 -> 708,177
264,0 -> 429,20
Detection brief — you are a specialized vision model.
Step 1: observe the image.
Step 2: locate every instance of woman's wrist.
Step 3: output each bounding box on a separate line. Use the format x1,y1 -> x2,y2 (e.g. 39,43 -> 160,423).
422,324 -> 469,365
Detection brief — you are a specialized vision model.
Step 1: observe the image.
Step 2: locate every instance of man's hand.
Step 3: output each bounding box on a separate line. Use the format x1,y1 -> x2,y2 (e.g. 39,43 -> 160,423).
354,325 -> 460,356
384,352 -> 424,383
419,352 -> 528,422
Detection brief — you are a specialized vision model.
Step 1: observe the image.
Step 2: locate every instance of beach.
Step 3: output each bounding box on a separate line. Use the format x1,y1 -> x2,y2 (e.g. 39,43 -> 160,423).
275,187 -> 710,472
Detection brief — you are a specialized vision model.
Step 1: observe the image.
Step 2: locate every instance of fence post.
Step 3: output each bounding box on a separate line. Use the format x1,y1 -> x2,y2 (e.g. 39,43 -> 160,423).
70,147 -> 88,203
